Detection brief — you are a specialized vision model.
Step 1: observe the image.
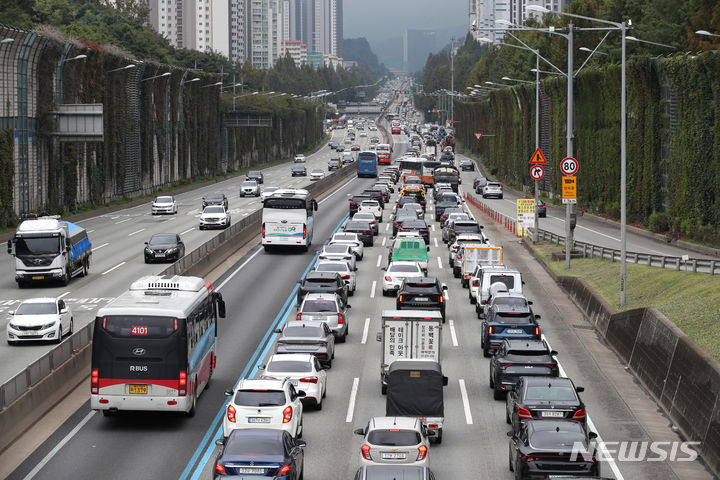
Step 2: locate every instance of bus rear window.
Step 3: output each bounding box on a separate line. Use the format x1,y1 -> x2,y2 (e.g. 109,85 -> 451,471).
100,316 -> 178,338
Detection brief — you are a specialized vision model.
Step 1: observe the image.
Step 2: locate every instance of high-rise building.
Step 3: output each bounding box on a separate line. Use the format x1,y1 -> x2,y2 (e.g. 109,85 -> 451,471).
228,0 -> 249,63
248,0 -> 283,69
147,0 -> 215,51
403,30 -> 436,74
311,0 -> 342,57
469,0 -> 572,42
281,40 -> 308,66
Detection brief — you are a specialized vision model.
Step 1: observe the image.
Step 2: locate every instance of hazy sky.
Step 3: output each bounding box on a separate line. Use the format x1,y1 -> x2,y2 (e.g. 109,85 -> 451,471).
343,0 -> 467,43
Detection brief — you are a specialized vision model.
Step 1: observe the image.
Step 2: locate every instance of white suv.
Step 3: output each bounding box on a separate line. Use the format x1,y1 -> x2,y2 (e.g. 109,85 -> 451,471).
223,378 -> 305,439
260,354 -> 327,410
199,205 -> 231,230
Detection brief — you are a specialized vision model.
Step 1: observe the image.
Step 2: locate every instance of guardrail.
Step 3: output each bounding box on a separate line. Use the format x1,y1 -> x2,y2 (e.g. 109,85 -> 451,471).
0,163 -> 356,412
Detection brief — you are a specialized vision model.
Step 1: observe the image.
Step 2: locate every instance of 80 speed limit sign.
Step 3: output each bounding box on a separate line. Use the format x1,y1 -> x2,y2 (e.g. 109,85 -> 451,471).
560,157 -> 579,176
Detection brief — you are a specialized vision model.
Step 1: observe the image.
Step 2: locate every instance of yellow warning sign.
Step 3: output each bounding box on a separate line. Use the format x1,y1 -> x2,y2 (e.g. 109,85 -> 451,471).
562,176 -> 577,204
516,199 -> 536,237
528,148 -> 547,164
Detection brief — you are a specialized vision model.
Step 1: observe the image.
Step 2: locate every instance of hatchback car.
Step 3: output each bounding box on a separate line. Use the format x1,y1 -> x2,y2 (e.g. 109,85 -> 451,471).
240,180 -> 260,197
274,322 -> 335,368
352,212 -> 379,235
396,277 -> 448,322
202,193 -> 229,209
343,220 -> 374,247
310,169 -> 325,181
354,417 -> 431,467
489,339 -> 559,400
200,205 -> 231,230
6,297 -> 73,345
382,261 -> 424,296
223,378 -> 305,439
507,376 -> 586,433
247,170 -> 264,184
260,354 -> 327,409
508,420 -> 598,479
144,233 -> 185,263
459,157 -> 475,171
151,195 -> 177,215
483,182 -> 504,199
318,244 -> 357,271
296,292 -> 350,341
291,165 -> 307,177
214,429 -> 305,479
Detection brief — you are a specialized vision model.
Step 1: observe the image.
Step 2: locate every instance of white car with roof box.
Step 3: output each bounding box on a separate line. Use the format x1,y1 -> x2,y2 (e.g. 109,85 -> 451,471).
6,297 -> 73,345
260,353 -> 327,410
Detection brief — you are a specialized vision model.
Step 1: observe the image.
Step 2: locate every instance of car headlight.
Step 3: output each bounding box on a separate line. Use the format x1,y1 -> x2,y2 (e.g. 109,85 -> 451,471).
41,322 -> 56,330
145,248 -> 153,253
8,323 -> 18,330
167,247 -> 178,253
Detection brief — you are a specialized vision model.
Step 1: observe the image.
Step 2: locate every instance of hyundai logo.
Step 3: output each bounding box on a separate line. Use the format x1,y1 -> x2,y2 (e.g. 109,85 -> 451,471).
132,347 -> 146,356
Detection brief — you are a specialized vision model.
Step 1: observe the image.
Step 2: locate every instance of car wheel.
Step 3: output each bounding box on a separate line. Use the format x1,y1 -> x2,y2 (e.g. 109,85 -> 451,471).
297,420 -> 303,439
82,259 -> 89,277
382,289 -> 388,297
381,383 -> 387,395
348,288 -> 354,297
61,270 -> 70,286
68,318 -> 74,336
435,428 -> 443,444
499,195 -> 504,199
489,372 -> 495,388
483,347 -> 491,358
264,245 -> 272,253
337,332 -> 346,344
186,387 -> 197,417
55,326 -> 62,344
470,293 -> 476,304
508,445 -> 514,471
493,388 -> 505,401
506,408 -> 512,424
315,398 -> 322,410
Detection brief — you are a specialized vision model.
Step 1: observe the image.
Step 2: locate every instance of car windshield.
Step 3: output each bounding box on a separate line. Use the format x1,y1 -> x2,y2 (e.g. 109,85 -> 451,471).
389,264 -> 420,273
346,221 -> 369,230
15,302 -> 57,315
490,275 -> 516,289
525,385 -> 578,402
403,283 -> 439,294
302,300 -> 338,313
293,166 -> 305,170
203,206 -> 225,214
494,297 -> 527,308
249,171 -> 261,176
312,169 -> 323,174
530,426 -> 586,450
155,196 -> 173,203
324,245 -> 349,254
437,200 -> 460,208
205,195 -> 223,202
361,201 -> 379,207
283,326 -> 323,338
267,360 -> 312,373
234,390 -> 286,407
242,181 -> 257,187
367,430 -> 422,446
353,214 -> 374,221
149,234 -> 176,245
225,438 -> 284,456
455,224 -> 480,232
488,183 -> 501,188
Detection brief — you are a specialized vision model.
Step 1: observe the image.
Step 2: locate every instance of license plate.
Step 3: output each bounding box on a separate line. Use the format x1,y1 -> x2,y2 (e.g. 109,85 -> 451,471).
506,329 -> 523,334
236,467 -> 264,474
32,276 -> 44,280
414,297 -> 429,302
155,253 -> 165,257
541,411 -> 564,417
382,452 -> 407,460
248,417 -> 271,423
129,384 -> 148,394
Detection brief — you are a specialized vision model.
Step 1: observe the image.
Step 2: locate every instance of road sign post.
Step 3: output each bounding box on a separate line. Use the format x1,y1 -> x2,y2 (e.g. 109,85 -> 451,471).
474,132 -> 483,141
530,165 -> 545,180
562,176 -> 577,204
528,148 -> 547,243
560,157 -> 579,176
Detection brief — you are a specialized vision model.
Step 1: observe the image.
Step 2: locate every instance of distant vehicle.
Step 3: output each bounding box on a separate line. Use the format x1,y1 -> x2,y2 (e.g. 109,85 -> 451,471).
260,353 -> 327,409
328,158 -> 341,171
247,170 -> 264,184
239,180 -> 260,197
489,339 -> 559,400
151,196 -> 178,215
262,189 -> 317,252
483,182 -> 504,199
376,144 -> 392,164
202,193 -> 229,210
200,205 -> 231,230
144,233 -> 186,262
459,158 -> 474,171
294,154 -> 306,163
507,376 -> 587,434
353,416 -> 431,466
274,322 -> 336,369
396,277 -> 447,322
214,429 -> 305,479
261,186 -> 279,202
6,297 -> 73,345
291,165 -> 307,176
310,169 -> 325,180
357,151 -> 378,178
296,292 -> 350,341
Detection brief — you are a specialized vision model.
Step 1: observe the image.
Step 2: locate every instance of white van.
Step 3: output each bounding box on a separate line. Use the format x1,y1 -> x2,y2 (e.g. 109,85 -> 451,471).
472,266 -> 523,318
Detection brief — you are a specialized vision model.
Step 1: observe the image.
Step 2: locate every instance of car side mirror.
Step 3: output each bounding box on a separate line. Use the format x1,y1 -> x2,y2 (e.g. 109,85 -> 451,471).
442,285 -> 448,291
224,389 -> 233,396
427,246 -> 430,251
296,440 -> 307,448
551,350 -> 558,356
353,428 -> 365,436
376,331 -> 382,342
425,429 -> 436,437
297,390 -> 307,397
576,386 -> 585,393
273,328 -> 282,334
347,305 -> 352,308
534,315 -> 541,320
8,310 -> 14,315
506,431 -> 514,438
215,438 -> 226,446
527,301 -> 533,305
258,364 -> 265,370
588,432 -> 598,440
60,308 -> 68,314
442,376 -> 449,386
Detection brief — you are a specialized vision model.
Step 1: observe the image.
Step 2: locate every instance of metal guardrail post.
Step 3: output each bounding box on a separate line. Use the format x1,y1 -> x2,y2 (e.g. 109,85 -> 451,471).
692,260 -> 697,273
599,247 -> 604,259
633,253 -> 638,263
661,257 -> 666,269
676,258 -> 681,270
647,255 -> 652,266
711,261 -> 715,275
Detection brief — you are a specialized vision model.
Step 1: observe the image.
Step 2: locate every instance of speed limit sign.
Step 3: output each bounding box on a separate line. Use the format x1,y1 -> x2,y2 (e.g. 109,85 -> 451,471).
530,165 -> 545,180
560,157 -> 579,176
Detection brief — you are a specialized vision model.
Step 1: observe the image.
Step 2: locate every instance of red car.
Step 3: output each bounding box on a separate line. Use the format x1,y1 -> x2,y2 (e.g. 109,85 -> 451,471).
351,145 -> 361,151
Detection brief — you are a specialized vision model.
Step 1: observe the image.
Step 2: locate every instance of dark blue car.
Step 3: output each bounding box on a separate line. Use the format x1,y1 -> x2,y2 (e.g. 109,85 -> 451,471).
481,293 -> 541,357
214,429 -> 305,479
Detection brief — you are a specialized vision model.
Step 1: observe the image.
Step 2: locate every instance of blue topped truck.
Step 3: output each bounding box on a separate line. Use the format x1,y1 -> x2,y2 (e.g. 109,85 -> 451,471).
7,216 -> 92,287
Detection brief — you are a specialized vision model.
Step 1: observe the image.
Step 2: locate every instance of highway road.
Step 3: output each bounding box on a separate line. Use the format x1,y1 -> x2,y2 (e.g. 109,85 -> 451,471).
6,120 -> 710,479
0,123 -> 378,384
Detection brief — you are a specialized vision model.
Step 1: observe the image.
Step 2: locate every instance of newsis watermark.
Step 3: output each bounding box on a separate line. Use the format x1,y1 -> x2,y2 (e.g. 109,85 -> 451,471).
570,440 -> 701,463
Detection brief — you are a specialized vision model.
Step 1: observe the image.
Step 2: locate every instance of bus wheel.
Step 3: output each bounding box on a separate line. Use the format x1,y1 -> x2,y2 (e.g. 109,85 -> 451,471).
263,245 -> 272,253
186,388 -> 197,417
82,259 -> 89,277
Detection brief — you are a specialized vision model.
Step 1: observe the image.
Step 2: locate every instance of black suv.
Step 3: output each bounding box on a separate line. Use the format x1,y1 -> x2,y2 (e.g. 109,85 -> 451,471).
361,188 -> 385,208
447,220 -> 482,245
297,271 -> 348,307
202,193 -> 229,210
489,339 -> 559,400
349,195 -> 373,215
399,219 -> 430,245
247,170 -> 264,184
396,277 -> 448,322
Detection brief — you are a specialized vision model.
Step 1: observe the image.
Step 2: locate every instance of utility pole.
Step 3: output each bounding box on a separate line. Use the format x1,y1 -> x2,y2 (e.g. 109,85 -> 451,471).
565,24 -> 574,269
450,36 -> 455,128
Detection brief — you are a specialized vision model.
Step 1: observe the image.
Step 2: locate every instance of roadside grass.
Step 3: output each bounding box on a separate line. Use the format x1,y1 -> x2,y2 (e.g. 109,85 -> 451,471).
528,239 -> 720,363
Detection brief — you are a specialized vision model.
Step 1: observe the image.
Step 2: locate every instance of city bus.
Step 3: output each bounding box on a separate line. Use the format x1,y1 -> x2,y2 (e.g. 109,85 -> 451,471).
262,189 -> 318,252
357,151 -> 379,178
376,143 -> 392,164
91,275 -> 226,416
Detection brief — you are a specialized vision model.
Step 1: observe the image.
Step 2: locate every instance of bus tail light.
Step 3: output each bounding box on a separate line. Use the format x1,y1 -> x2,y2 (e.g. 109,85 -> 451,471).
303,225 -> 307,239
283,406 -> 293,423
227,405 -> 236,423
91,368 -> 99,394
262,223 -> 266,238
179,370 -> 187,396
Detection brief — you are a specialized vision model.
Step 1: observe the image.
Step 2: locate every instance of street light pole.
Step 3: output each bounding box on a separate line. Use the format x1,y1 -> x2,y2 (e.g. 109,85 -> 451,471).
620,20 -> 627,305
450,36 -> 455,128
565,24 -> 574,269
534,55 -> 540,243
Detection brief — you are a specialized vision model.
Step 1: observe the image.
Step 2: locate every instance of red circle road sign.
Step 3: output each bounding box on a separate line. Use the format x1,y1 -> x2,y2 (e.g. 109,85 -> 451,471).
530,165 -> 545,180
560,157 -> 579,176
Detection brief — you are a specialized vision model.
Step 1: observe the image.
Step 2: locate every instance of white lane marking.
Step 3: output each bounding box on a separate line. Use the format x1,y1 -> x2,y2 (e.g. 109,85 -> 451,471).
92,242 -> 109,252
361,317 -> 370,344
180,227 -> 195,235
542,334 -> 624,479
115,218 -> 131,224
381,236 -> 386,246
22,410 -> 97,480
87,230 -> 94,234
110,216 -> 119,220
101,262 -> 125,275
459,379 -> 473,425
318,176 -> 357,204
376,255 -> 382,268
345,377 -> 360,422
385,223 -> 389,232
57,291 -> 70,299
437,257 -> 443,269
449,320 -> 459,346
434,238 -> 438,247
370,281 -> 376,298
575,225 -> 620,242
127,228 -> 146,237
431,224 -> 436,231
216,248 -> 263,290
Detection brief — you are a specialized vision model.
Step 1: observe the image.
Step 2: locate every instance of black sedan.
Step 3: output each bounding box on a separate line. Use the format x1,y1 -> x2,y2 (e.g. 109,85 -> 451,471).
247,170 -> 264,184
459,158 -> 475,171
392,210 -> 420,236
214,429 -> 305,479
274,322 -> 335,368
343,220 -> 374,246
144,233 -> 185,263
297,271 -> 348,306
398,219 -> 430,245
291,165 -> 307,177
489,339 -> 559,400
202,193 -> 229,210
537,199 -> 547,217
508,420 -> 599,479
396,277 -> 448,323
506,376 -> 586,433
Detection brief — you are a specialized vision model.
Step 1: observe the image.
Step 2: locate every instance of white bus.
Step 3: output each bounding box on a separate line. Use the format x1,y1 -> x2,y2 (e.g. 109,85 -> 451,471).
91,275 -> 226,416
262,188 -> 318,252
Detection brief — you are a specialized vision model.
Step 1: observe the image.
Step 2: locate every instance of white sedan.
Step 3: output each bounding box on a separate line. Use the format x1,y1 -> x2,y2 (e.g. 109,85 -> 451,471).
260,186 -> 279,202
260,353 -> 327,410
318,244 -> 357,271
310,169 -> 325,181
382,261 -> 424,296
330,232 -> 364,260
7,297 -> 73,345
151,195 -> 177,215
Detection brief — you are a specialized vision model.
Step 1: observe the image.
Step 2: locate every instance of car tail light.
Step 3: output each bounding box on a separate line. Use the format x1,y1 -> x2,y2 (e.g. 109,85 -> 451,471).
572,408 -> 586,420
262,223 -> 266,238
296,312 -> 302,321
464,274 -> 471,279
179,370 -> 187,396
342,274 -> 350,280
398,295 -> 404,302
283,406 -> 293,423
364,231 -> 371,235
227,405 -> 236,423
534,326 -> 540,336
277,465 -> 291,476
518,406 -> 533,419
456,254 -> 461,259
472,280 -> 479,287
384,276 -> 392,281
488,326 -> 495,334
438,295 -> 444,303
215,463 -> 227,475
300,376 -> 318,384
361,444 -> 373,461
91,368 -> 99,394
416,445 -> 428,461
